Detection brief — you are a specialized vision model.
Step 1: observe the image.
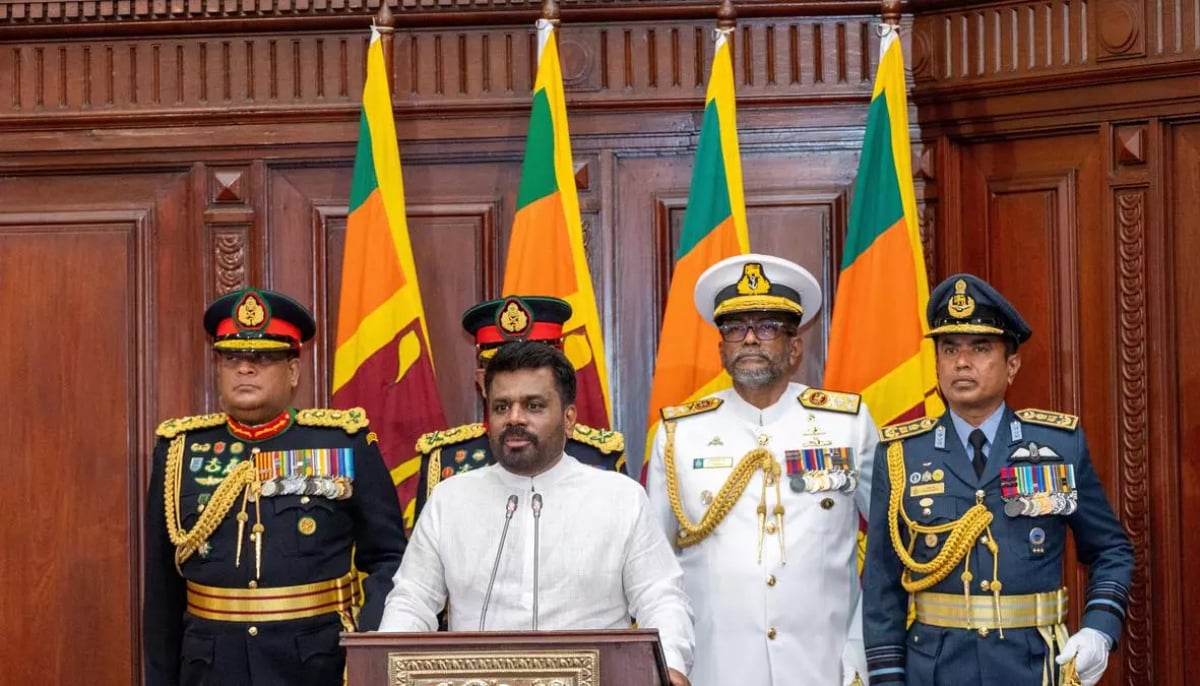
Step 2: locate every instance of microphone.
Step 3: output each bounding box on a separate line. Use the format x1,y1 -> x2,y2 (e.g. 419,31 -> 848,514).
479,494 -> 519,631
531,492 -> 543,630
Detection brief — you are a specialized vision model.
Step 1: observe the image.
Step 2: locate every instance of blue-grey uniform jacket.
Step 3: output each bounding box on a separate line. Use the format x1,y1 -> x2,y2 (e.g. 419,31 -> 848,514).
863,406 -> 1133,686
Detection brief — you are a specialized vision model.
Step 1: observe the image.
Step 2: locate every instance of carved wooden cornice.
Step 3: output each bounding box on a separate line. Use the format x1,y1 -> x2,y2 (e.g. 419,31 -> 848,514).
0,0 -> 880,38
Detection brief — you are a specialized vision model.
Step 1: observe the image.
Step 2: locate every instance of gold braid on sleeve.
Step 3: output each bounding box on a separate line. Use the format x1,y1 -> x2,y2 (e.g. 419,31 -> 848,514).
663,420 -> 778,548
163,434 -> 257,568
885,440 -> 996,592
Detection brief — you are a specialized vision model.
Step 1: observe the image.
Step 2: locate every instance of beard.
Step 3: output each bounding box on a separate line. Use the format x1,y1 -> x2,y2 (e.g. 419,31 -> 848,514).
727,349 -> 788,388
490,422 -> 565,476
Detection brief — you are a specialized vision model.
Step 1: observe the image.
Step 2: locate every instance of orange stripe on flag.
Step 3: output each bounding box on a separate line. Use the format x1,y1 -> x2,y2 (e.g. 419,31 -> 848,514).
505,191 -> 578,295
824,218 -> 922,393
335,190 -> 407,348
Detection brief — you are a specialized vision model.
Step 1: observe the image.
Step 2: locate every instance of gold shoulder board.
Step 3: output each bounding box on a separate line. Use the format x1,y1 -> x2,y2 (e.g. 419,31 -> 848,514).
879,417 -> 939,442
155,413 -> 227,439
798,387 -> 862,414
661,397 -> 724,421
415,423 -> 486,454
572,424 -> 625,454
1016,408 -> 1080,431
295,407 -> 370,435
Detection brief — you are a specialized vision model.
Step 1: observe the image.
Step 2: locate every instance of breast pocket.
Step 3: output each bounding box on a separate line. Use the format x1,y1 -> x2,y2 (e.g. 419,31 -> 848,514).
271,496 -> 353,557
1011,514 -> 1066,561
904,497 -> 964,565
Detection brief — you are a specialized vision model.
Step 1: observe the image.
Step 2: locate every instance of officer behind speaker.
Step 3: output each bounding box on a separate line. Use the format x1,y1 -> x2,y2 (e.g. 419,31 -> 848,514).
413,295 -> 626,521
862,274 -> 1133,686
143,288 -> 407,686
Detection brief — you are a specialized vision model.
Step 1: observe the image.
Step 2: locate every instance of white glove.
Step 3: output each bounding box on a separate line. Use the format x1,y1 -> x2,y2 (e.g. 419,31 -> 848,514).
1055,628 -> 1112,686
841,638 -> 868,686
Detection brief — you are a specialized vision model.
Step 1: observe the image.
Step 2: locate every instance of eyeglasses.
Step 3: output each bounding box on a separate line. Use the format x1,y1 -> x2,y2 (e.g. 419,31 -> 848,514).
218,351 -> 293,368
717,319 -> 794,342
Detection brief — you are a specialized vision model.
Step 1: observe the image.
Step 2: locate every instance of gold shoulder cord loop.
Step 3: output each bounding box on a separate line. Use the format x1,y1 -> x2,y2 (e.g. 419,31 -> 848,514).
663,420 -> 778,549
163,434 -> 257,569
885,441 -> 994,591
426,448 -> 443,498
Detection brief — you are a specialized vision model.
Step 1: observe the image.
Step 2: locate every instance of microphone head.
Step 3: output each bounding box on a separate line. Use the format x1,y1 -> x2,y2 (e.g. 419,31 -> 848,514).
531,492 -> 543,515
505,494 -> 519,516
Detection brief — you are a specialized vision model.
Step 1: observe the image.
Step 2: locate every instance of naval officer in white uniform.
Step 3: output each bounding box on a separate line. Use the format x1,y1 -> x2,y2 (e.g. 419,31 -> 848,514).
646,253 -> 879,686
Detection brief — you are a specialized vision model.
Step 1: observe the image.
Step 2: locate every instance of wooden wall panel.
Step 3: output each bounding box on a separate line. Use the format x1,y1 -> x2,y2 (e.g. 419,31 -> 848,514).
0,223 -> 141,684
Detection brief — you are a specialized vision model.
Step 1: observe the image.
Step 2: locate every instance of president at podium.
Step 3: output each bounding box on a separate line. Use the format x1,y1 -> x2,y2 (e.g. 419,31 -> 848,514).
378,342 -> 695,686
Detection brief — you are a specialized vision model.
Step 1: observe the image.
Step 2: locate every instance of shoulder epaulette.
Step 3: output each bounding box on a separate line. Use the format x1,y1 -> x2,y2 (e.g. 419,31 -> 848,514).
879,417 -> 939,442
661,397 -> 723,421
1016,408 -> 1079,431
155,412 -> 227,439
294,407 -> 370,435
571,424 -> 625,454
798,387 -> 862,414
415,423 -> 486,454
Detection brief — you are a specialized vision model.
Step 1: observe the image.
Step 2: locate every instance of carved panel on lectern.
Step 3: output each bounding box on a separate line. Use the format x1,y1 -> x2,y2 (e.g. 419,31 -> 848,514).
388,650 -> 600,686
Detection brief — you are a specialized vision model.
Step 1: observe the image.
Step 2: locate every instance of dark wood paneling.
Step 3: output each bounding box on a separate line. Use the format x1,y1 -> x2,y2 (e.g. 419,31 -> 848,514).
0,221 -> 142,683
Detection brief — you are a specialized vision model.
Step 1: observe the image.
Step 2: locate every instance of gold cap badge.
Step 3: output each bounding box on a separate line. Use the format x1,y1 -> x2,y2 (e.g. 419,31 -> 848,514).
235,291 -> 268,330
498,299 -> 531,337
947,278 -> 976,319
736,263 -> 771,295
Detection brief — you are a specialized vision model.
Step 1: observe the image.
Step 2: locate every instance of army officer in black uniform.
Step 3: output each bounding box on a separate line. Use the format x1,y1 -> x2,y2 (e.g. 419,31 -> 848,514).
144,288 -> 407,686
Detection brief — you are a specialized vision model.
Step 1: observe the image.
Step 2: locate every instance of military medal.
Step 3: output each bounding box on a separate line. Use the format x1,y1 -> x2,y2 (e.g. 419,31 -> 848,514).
789,473 -> 805,493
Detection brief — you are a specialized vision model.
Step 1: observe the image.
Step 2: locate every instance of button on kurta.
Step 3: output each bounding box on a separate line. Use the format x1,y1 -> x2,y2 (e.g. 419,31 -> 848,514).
767,627 -> 777,639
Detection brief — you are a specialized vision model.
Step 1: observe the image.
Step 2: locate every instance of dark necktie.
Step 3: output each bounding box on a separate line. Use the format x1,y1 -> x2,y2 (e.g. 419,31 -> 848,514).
969,429 -> 988,478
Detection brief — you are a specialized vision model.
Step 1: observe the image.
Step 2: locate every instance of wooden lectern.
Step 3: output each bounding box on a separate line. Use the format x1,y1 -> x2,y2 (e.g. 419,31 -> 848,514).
342,629 -> 670,686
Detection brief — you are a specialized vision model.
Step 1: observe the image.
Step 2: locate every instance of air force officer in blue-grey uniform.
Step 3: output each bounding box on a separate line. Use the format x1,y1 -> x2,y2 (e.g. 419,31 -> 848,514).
862,274 -> 1133,686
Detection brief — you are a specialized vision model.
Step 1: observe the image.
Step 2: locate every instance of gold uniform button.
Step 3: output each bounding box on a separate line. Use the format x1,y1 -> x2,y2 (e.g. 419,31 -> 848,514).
248,580 -> 258,589
980,580 -> 990,591
765,522 -> 778,535
980,535 -> 989,545
767,627 -> 777,640
300,496 -> 311,504
820,497 -> 835,510
766,575 -> 777,587
298,516 -> 318,536
247,626 -> 258,636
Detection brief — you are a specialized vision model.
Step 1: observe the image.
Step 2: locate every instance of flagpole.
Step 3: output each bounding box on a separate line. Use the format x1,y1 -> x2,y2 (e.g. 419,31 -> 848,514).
881,0 -> 901,28
375,2 -> 395,92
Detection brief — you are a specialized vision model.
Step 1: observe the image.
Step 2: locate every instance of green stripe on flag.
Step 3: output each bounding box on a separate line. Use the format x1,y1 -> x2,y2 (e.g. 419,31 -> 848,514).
516,88 -> 558,210
677,99 -> 732,259
842,93 -> 905,269
348,111 -> 378,214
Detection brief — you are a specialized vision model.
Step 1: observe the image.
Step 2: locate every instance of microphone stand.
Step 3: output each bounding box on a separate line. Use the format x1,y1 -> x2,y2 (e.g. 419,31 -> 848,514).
479,494 -> 519,631
531,492 -> 543,630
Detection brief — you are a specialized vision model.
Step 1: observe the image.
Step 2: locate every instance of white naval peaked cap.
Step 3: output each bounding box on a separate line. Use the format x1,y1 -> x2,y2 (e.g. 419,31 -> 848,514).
693,253 -> 822,329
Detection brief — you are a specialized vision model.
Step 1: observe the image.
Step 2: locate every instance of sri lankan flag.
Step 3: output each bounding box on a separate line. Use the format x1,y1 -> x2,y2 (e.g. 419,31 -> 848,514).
333,27 -> 447,529
642,29 -> 749,481
825,28 -> 942,573
502,19 -> 612,429
824,27 -> 941,425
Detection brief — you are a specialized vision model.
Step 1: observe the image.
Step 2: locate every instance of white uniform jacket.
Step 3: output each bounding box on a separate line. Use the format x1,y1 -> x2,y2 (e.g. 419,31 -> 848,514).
647,383 -> 879,686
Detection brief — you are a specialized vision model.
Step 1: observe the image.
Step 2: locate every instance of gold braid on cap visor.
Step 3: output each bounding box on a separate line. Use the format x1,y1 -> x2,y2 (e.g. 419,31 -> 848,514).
713,295 -> 803,319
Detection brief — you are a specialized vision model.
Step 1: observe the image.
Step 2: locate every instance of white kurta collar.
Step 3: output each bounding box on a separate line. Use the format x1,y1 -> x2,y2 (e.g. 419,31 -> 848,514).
489,451 -> 577,491
723,382 -> 803,427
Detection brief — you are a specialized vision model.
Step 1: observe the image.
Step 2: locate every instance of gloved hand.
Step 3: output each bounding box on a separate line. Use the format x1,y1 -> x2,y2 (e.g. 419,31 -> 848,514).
1055,628 -> 1112,686
842,638 -> 868,686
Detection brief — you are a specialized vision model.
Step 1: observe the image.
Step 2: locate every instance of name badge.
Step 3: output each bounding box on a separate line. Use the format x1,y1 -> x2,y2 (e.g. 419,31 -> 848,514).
692,457 -> 733,469
910,483 -> 946,497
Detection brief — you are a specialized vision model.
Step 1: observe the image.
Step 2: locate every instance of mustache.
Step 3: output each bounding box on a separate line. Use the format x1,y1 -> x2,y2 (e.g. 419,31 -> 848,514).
500,427 -> 539,444
734,351 -> 771,362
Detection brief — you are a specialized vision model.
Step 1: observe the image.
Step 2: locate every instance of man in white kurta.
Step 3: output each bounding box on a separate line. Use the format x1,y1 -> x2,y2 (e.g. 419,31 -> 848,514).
646,254 -> 879,686
380,341 -> 694,683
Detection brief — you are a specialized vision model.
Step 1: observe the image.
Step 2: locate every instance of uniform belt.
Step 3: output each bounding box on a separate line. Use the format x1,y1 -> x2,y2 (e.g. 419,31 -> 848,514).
914,588 -> 1068,630
186,571 -> 358,623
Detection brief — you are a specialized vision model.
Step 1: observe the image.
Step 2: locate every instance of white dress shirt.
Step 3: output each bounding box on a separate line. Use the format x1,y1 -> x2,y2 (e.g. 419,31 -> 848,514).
379,452 -> 695,675
646,383 -> 879,686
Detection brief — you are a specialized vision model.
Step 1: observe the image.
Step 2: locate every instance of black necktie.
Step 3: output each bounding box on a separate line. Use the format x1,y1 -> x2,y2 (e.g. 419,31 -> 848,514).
969,429 -> 988,478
